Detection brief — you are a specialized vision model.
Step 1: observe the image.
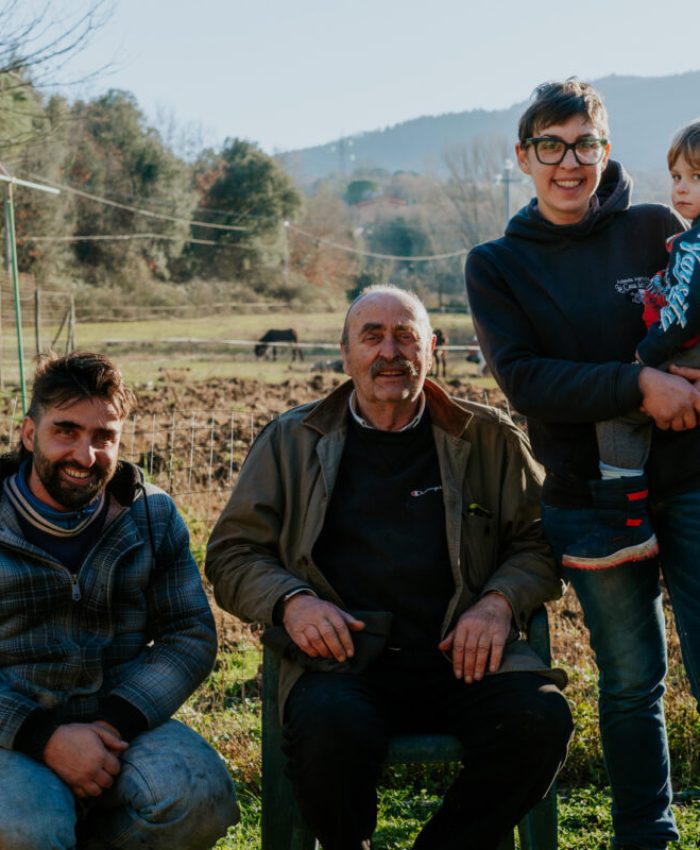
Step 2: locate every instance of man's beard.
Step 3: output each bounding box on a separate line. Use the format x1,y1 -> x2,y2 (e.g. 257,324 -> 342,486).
31,446 -> 115,510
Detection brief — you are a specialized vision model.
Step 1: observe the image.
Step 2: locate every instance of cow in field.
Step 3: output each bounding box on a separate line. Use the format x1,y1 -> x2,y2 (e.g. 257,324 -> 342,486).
431,328 -> 448,378
254,328 -> 303,361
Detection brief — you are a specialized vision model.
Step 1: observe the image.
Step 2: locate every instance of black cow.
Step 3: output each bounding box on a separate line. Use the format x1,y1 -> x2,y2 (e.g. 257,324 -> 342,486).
431,328 -> 448,378
254,328 -> 303,361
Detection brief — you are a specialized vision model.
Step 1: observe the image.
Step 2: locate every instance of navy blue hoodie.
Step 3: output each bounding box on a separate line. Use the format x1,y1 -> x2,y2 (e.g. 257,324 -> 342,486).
465,160 -> 694,505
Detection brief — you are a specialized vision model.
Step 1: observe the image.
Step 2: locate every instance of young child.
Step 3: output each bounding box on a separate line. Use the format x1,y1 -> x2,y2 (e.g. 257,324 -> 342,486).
563,119 -> 700,569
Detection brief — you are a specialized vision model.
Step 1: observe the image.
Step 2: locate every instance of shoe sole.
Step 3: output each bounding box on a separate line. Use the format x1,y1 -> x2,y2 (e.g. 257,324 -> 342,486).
561,536 -> 659,570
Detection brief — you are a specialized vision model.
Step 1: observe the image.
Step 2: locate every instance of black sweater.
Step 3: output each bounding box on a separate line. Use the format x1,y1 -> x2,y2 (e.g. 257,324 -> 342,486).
465,160 -> 695,505
312,412 -> 454,649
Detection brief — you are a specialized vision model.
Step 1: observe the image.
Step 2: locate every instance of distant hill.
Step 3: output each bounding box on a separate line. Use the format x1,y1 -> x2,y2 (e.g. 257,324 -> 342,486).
280,71 -> 700,185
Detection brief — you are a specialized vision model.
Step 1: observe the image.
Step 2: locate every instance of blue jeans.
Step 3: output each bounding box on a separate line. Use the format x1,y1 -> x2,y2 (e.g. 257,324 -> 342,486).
543,488 -> 700,850
0,719 -> 239,850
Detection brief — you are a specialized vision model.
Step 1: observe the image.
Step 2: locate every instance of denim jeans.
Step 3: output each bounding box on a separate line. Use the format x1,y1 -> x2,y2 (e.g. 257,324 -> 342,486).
0,719 -> 239,850
542,488 -> 700,850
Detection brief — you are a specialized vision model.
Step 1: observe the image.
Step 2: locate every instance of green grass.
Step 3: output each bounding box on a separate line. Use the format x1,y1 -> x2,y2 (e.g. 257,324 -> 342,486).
0,308 -> 479,387
70,309 -> 476,348
186,644 -> 700,850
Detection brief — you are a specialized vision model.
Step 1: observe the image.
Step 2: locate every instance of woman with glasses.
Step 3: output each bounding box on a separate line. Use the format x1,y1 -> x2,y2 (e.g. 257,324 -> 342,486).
466,79 -> 699,850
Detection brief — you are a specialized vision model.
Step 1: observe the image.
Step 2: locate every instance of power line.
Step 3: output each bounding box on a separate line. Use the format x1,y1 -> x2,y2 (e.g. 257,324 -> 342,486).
22,171 -> 250,233
288,223 -> 467,262
12,176 -> 467,266
97,335 -> 480,352
19,233 -> 217,246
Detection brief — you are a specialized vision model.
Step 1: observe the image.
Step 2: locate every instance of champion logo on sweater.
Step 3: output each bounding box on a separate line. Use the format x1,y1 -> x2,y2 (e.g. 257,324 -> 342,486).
410,485 -> 442,498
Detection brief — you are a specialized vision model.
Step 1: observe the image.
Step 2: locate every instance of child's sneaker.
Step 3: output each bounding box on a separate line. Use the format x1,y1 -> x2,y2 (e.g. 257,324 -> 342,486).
562,474 -> 659,570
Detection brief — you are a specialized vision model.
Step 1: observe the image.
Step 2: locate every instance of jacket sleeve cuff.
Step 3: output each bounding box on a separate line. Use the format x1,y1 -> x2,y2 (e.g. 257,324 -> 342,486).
13,709 -> 61,761
272,587 -> 318,625
98,696 -> 149,742
617,362 -> 645,410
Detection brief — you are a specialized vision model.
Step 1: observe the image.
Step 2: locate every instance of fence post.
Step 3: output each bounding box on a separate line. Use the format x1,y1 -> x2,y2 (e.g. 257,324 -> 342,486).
34,289 -> 42,354
67,294 -> 76,352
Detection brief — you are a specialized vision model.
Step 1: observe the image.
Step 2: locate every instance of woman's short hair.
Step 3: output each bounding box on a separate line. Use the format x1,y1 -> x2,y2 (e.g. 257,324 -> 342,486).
518,78 -> 609,145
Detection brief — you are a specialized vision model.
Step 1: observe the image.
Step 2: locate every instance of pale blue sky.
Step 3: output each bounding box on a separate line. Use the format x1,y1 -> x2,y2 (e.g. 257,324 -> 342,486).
49,0 -> 700,154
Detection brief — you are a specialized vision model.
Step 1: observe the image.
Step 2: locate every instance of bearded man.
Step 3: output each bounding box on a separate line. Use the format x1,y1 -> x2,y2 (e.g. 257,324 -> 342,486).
0,352 -> 239,850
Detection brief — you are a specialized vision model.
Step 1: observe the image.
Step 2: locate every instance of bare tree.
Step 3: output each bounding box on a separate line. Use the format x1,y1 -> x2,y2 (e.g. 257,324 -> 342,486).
0,1 -> 112,87
0,2 -> 113,154
442,136 -> 512,248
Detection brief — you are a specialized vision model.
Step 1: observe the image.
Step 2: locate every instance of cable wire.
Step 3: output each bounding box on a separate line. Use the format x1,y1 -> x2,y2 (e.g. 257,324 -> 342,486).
288,223 -> 467,262
23,171 -> 250,232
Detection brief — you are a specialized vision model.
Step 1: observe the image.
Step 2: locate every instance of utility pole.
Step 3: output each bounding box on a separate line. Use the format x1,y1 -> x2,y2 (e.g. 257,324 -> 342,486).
494,158 -> 523,231
283,220 -> 290,286
0,166 -> 59,411
501,158 -> 516,228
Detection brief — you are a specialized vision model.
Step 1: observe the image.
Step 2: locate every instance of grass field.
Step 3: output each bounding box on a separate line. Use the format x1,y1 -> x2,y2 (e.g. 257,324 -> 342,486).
5,304 -> 699,848
182,638 -> 700,850
0,308 -> 479,387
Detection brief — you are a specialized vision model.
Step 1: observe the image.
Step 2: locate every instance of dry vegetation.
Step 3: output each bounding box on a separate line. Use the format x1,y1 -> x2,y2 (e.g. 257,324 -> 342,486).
1,367 -> 697,847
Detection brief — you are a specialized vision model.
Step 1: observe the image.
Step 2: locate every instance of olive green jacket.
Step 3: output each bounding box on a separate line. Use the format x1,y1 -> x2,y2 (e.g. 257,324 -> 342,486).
206,379 -> 564,712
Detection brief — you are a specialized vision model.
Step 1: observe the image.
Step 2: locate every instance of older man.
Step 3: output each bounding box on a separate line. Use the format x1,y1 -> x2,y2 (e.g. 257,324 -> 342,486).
207,285 -> 572,850
0,352 -> 239,850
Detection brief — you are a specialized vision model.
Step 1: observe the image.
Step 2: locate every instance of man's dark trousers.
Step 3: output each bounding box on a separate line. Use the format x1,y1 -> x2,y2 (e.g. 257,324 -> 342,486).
283,653 -> 572,850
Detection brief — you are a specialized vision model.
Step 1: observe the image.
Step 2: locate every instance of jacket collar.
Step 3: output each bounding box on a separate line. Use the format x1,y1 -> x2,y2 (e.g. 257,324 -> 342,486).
302,378 -> 472,437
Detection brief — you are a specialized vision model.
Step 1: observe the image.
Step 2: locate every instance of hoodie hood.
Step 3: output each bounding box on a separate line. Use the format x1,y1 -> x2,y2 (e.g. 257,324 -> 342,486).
506,159 -> 632,244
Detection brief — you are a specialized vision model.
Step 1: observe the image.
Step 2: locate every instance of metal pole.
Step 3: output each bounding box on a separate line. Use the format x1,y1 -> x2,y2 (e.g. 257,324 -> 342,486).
68,293 -> 76,352
0,166 -> 60,410
34,288 -> 42,354
283,220 -> 290,286
4,183 -> 26,410
503,159 -> 514,229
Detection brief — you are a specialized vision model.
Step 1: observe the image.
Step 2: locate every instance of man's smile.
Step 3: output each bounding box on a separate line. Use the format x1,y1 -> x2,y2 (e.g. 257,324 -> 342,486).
61,465 -> 94,481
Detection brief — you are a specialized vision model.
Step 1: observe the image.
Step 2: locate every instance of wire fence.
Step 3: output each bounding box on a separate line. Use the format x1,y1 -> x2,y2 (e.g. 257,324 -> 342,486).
0,403 -> 267,530
121,407 -> 263,526
0,382 -> 508,533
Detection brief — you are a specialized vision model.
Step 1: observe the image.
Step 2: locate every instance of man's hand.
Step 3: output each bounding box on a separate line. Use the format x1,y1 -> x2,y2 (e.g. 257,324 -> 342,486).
283,594 -> 365,662
43,722 -> 128,798
669,363 -> 700,391
639,366 -> 700,430
438,593 -> 513,684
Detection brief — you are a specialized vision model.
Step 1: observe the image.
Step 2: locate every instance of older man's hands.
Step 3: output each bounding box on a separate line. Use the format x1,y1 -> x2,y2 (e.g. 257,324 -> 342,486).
438,592 -> 513,684
283,594 -> 365,662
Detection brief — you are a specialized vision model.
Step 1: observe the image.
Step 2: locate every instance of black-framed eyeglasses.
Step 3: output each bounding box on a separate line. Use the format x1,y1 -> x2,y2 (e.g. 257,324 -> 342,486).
524,136 -> 608,166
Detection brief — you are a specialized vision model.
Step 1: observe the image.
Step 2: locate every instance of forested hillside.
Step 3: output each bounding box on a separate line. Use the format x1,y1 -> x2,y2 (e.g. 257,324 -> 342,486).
1,12 -> 693,313
283,71 -> 700,185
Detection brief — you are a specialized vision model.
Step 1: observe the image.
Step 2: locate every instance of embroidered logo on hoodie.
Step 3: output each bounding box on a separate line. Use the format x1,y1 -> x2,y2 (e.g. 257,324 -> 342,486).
615,277 -> 649,303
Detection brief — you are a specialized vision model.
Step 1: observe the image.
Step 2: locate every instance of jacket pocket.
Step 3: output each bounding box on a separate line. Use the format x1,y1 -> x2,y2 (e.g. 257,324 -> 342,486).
461,512 -> 496,594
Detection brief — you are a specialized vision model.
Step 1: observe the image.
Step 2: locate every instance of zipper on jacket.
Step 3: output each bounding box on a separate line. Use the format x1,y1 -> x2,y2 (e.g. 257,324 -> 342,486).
70,573 -> 81,602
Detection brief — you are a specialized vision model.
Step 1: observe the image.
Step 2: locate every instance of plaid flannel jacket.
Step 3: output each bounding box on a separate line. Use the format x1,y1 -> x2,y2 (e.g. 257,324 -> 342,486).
0,460 -> 216,750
